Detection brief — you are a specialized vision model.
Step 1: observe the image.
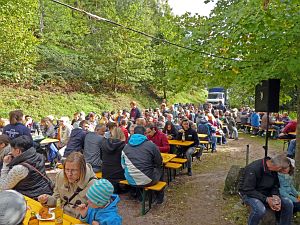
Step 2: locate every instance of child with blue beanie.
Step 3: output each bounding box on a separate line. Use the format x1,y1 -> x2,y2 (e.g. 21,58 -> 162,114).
77,179 -> 122,225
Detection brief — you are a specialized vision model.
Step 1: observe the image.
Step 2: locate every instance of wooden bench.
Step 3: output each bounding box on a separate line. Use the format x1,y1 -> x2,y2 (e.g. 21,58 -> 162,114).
278,138 -> 295,151
200,140 -> 210,151
170,158 -> 187,169
165,162 -> 183,184
258,128 -> 277,138
119,180 -> 167,215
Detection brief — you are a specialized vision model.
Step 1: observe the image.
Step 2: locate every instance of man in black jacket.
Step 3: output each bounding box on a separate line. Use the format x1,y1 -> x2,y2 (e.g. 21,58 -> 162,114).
239,154 -> 293,225
176,119 -> 199,176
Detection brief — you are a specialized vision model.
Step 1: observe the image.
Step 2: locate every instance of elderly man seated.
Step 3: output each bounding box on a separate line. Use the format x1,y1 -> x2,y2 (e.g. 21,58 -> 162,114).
239,154 -> 293,225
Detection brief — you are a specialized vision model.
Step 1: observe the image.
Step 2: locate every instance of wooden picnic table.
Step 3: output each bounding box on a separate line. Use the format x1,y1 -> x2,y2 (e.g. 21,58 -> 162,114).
161,153 -> 177,164
288,132 -> 296,136
168,140 -> 194,146
24,196 -> 85,225
198,134 -> 208,138
40,138 -> 59,145
275,121 -> 284,125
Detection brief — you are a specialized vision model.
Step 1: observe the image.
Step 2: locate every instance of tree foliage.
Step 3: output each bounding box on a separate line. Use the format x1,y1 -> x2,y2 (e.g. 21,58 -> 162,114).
0,0 -> 298,104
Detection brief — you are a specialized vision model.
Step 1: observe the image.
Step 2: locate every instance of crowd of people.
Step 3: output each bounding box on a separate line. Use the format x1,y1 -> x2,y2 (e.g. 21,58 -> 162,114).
0,100 -> 298,225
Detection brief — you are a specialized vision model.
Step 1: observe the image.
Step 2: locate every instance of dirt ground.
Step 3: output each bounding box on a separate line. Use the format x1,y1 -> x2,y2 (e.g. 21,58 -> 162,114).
118,133 -> 285,225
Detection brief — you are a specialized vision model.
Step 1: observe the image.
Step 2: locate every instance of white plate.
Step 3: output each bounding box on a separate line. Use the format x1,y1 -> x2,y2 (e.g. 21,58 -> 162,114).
36,211 -> 55,221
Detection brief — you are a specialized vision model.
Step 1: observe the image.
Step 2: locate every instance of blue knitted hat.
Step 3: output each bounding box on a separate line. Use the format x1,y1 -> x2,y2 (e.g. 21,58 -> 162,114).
86,179 -> 114,206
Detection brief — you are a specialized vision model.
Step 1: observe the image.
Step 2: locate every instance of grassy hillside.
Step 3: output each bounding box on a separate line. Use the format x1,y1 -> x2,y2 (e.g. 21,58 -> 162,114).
0,86 -> 206,120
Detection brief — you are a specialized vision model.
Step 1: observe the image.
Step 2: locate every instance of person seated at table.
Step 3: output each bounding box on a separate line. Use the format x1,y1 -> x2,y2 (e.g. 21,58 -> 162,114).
87,112 -> 98,132
0,190 -> 27,225
250,111 -> 260,135
119,119 -> 129,143
104,121 -> 117,139
77,179 -> 122,225
71,112 -> 82,129
40,117 -> 56,138
121,125 -> 164,203
282,112 -> 290,124
197,117 -> 217,153
0,135 -> 53,198
0,134 -> 11,170
176,119 -> 199,176
136,117 -> 147,127
128,123 -> 137,137
64,120 -> 89,157
163,121 -> 178,140
3,110 -> 32,141
278,157 -> 300,214
58,116 -> 72,149
38,152 -> 96,218
261,113 -> 280,139
101,127 -> 126,192
25,115 -> 40,135
163,121 -> 178,154
146,123 -> 170,153
83,124 -> 105,173
278,120 -> 297,140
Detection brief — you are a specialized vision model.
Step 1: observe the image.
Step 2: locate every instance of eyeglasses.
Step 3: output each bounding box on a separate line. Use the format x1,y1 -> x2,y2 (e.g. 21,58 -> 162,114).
65,168 -> 79,174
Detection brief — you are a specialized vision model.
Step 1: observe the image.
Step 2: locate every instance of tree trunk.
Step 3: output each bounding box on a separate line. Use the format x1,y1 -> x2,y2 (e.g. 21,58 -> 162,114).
39,0 -> 44,34
294,85 -> 300,188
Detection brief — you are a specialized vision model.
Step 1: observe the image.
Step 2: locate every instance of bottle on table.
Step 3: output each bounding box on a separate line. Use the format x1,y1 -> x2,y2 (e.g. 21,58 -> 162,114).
28,211 -> 39,225
182,131 -> 185,142
55,198 -> 63,225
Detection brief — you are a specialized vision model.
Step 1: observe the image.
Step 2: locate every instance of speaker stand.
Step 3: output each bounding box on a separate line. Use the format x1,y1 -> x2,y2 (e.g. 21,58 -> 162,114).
263,111 -> 270,158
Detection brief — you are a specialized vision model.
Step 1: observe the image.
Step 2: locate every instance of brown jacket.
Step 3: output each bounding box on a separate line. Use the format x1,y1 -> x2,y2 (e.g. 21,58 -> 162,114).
46,164 -> 96,218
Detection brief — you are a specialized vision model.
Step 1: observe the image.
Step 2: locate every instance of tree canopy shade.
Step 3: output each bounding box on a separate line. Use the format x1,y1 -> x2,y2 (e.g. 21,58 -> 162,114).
0,0 -> 298,104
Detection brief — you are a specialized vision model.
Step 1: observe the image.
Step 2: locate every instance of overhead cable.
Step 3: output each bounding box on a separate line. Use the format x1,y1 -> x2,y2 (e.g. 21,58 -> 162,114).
51,0 -> 259,62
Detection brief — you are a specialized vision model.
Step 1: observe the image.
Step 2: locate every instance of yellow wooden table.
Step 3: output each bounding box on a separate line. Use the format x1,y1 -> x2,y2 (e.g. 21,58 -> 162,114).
168,140 -> 194,146
198,134 -> 208,138
288,132 -> 296,136
275,121 -> 284,125
41,138 -> 59,145
161,153 -> 177,164
24,196 -> 85,224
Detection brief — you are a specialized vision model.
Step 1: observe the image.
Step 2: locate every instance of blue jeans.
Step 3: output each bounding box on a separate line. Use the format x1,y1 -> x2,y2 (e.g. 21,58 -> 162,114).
243,196 -> 293,225
287,139 -> 296,157
185,147 -> 196,169
210,136 -> 217,151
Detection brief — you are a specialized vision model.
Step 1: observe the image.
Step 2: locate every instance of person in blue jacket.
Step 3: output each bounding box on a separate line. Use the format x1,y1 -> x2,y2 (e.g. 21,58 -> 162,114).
278,158 -> 300,213
77,179 -> 122,225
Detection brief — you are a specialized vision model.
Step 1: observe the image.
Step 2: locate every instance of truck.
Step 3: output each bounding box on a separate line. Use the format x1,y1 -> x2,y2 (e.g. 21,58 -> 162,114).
206,87 -> 229,106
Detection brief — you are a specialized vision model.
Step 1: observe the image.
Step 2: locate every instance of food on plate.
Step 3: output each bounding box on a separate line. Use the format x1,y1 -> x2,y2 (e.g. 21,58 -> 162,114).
39,207 -> 52,219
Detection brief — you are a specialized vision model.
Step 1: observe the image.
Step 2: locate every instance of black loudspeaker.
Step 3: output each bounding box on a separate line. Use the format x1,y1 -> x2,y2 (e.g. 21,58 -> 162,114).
255,79 -> 280,112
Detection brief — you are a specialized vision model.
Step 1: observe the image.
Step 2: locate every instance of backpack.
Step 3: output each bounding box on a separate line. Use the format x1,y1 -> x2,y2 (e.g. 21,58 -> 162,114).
198,123 -> 210,136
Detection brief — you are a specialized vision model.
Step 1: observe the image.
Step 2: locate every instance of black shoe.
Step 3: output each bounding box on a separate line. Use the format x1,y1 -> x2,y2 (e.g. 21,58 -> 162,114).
188,168 -> 192,176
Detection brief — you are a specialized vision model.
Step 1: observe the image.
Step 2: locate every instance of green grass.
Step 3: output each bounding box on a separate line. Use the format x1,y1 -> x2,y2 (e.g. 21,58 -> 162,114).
0,86 -> 209,120
0,86 -> 159,120
168,89 -> 207,105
